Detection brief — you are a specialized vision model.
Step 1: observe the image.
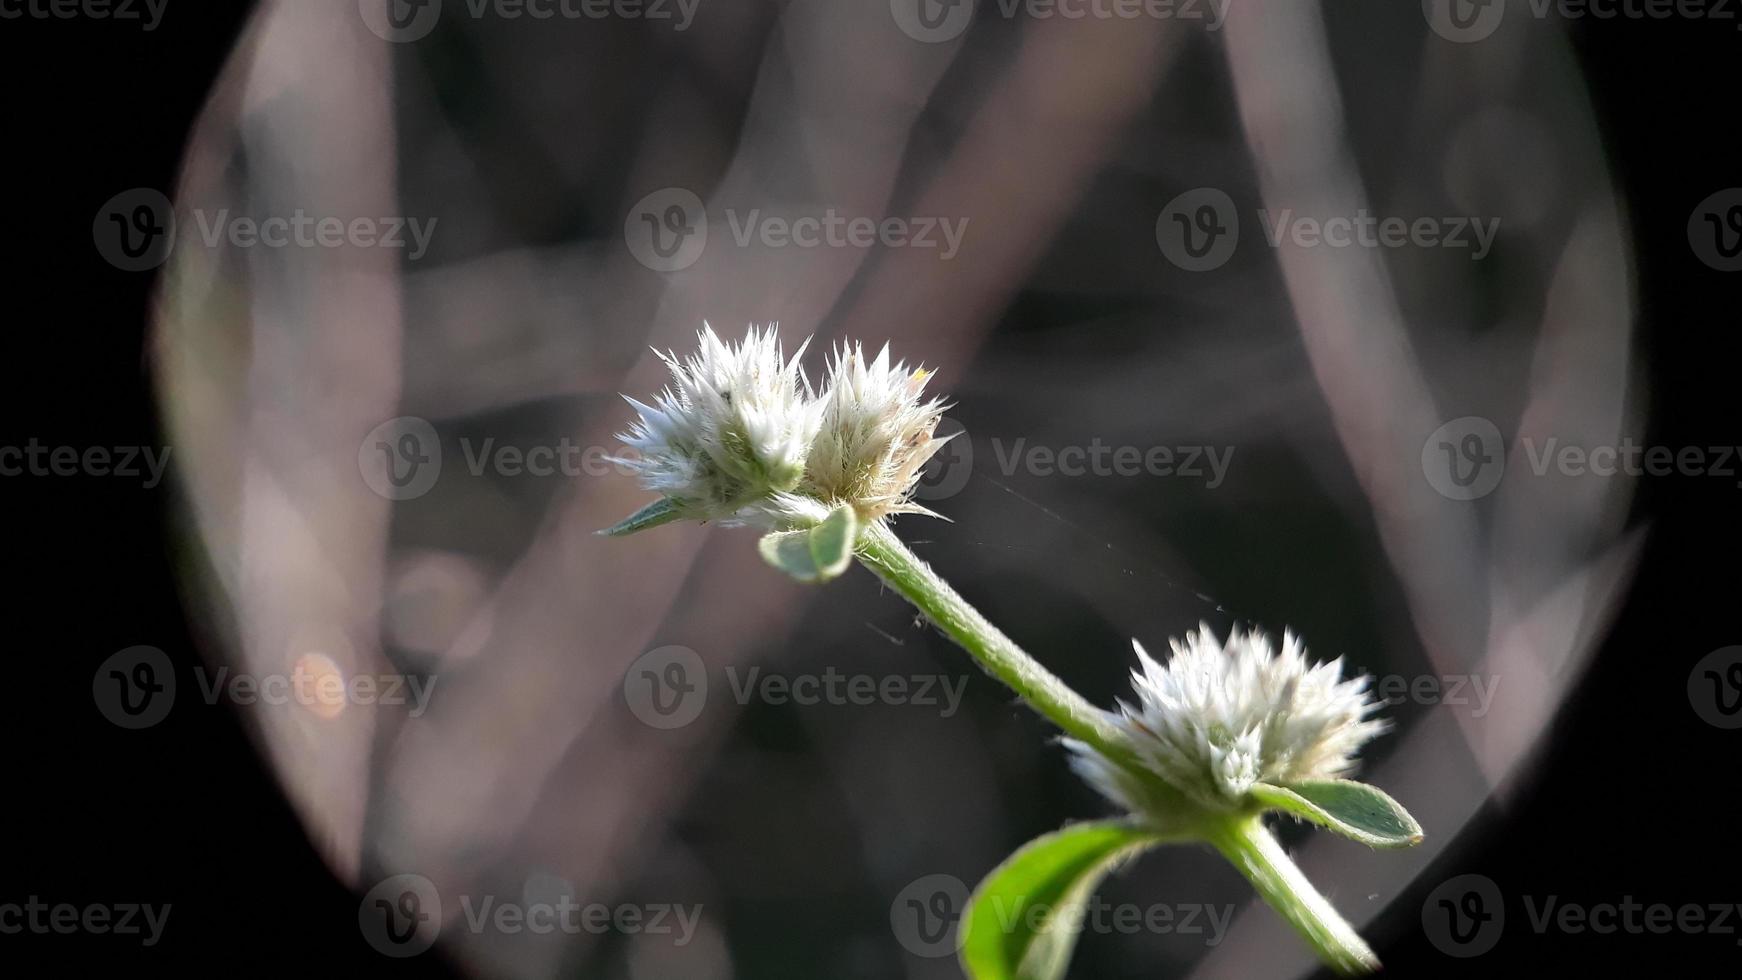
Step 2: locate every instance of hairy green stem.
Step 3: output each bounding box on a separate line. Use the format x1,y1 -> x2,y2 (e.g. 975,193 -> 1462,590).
1206,814 -> 1380,975
857,520 -> 1379,975
853,520 -> 1140,770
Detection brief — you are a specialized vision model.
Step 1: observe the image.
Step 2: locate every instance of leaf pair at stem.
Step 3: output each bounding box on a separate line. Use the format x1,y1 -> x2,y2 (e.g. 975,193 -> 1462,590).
964,780 -> 1419,980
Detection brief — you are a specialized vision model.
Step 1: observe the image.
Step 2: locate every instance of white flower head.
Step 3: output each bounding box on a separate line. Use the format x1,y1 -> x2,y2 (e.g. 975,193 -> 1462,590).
1067,624 -> 1389,816
606,325 -> 955,537
803,340 -> 951,521
614,323 -> 820,525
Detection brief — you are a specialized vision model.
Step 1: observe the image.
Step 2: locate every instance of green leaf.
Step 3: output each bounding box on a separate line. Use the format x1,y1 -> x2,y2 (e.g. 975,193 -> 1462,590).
960,820 -> 1167,980
807,504 -> 858,579
758,504 -> 859,583
1251,779 -> 1423,849
758,529 -> 819,581
597,497 -> 685,537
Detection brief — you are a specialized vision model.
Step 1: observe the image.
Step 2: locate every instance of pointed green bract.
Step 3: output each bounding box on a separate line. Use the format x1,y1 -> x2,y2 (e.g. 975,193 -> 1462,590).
1251,779 -> 1423,849
960,820 -> 1168,980
598,497 -> 686,537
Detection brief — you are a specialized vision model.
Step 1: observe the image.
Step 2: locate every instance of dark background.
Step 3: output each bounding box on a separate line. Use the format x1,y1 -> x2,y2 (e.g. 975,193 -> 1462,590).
5,2 -> 1738,977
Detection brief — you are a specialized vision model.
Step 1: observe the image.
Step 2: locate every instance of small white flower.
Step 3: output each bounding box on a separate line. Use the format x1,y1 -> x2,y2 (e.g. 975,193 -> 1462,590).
614,323 -> 819,526
607,325 -> 954,536
804,341 -> 951,521
1067,624 -> 1388,816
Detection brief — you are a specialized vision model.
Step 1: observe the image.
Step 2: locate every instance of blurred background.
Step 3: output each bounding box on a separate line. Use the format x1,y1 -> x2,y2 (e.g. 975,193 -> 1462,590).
152,1 -> 1635,977
16,0 -> 1742,978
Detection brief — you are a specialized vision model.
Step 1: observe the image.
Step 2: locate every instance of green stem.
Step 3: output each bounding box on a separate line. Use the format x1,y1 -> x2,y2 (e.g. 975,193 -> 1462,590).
1206,814 -> 1380,976
854,520 -> 1138,769
857,520 -> 1379,973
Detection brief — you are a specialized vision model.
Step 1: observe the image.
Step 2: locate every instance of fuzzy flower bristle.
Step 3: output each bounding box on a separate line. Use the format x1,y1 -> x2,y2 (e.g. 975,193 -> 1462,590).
613,323 -> 819,525
1067,624 -> 1389,818
606,324 -> 954,536
803,341 -> 951,521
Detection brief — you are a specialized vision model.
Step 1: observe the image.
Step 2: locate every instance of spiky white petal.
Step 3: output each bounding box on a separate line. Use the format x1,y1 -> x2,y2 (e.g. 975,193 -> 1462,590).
614,323 -> 820,524
1067,624 -> 1389,816
804,341 -> 950,521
